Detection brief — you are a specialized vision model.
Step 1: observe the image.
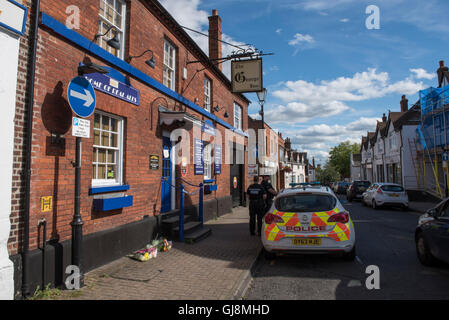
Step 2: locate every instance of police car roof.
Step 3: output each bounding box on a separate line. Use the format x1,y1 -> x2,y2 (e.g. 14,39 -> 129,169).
281,186 -> 333,195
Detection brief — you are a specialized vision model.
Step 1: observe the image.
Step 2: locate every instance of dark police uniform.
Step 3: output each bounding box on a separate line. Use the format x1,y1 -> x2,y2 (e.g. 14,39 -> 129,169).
261,180 -> 275,213
247,183 -> 266,235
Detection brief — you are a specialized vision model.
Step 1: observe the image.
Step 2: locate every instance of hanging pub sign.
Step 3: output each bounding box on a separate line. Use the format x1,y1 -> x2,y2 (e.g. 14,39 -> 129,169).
214,144 -> 222,175
84,72 -> 140,106
194,139 -> 204,175
150,155 -> 159,170
231,58 -> 263,93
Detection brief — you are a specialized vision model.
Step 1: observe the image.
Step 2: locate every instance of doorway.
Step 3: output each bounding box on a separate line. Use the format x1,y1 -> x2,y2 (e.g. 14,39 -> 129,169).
161,136 -> 172,213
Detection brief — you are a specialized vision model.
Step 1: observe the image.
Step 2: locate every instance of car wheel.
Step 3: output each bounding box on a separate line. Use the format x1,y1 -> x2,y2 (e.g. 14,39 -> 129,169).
361,199 -> 366,206
342,246 -> 356,261
402,205 -> 409,211
348,196 -> 353,203
263,248 -> 276,260
416,233 -> 437,266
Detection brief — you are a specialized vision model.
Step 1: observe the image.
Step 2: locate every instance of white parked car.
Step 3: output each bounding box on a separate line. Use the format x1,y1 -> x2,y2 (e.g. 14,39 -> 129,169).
362,183 -> 409,210
261,186 -> 356,261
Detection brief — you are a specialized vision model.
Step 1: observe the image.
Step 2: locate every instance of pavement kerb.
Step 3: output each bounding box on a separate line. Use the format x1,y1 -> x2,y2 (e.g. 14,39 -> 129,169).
231,247 -> 263,300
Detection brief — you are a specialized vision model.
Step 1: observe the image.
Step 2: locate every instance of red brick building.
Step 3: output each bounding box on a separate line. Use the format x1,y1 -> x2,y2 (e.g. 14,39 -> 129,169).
247,116 -> 279,189
9,0 -> 250,297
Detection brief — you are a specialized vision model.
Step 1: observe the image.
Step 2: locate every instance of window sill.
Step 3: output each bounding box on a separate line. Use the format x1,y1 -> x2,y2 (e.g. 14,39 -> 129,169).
89,184 -> 130,195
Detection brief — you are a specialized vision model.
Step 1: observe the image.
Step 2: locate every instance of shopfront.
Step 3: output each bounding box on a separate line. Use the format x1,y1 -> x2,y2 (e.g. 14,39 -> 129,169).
8,1 -> 250,297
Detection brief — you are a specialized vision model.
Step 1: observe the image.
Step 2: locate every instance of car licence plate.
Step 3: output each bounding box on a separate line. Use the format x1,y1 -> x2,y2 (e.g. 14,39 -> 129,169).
389,193 -> 400,197
292,238 -> 322,246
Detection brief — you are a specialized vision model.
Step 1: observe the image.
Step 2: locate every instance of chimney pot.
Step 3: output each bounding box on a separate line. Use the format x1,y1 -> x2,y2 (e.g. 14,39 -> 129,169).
382,113 -> 387,122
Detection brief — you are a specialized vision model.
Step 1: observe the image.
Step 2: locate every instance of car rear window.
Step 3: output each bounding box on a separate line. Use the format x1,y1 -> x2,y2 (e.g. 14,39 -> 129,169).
381,185 -> 404,192
355,181 -> 371,187
276,194 -> 337,212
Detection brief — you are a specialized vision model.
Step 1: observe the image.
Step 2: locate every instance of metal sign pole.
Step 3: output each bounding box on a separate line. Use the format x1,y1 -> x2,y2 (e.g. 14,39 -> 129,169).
67,75 -> 96,288
71,136 -> 84,286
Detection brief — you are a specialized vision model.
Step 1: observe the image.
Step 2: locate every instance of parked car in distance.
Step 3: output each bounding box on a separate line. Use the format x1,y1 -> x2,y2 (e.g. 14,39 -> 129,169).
334,181 -> 350,194
362,183 -> 409,210
415,199 -> 449,266
346,180 -> 371,202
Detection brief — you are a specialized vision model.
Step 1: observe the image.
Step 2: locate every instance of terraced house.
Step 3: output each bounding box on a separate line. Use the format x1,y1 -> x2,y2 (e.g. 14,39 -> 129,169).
7,0 -> 252,298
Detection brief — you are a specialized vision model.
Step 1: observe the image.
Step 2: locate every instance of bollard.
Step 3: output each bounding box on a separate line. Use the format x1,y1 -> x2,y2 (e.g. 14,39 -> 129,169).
180,184 -> 185,242
199,183 -> 204,225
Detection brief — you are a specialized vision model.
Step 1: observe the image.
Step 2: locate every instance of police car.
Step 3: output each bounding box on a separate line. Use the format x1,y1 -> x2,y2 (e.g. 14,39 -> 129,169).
261,186 -> 356,260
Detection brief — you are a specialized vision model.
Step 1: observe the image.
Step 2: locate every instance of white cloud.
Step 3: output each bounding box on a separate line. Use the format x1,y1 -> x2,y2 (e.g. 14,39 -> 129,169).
340,18 -> 350,23
275,28 -> 282,34
410,68 -> 436,80
266,68 -> 426,124
288,33 -> 315,46
282,117 -> 380,162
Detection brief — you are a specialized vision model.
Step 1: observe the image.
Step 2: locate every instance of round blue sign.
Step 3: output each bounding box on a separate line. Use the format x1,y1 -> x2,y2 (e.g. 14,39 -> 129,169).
67,76 -> 96,118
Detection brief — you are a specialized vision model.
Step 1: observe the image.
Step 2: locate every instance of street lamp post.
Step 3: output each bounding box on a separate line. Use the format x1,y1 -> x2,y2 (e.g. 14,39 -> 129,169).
257,88 -> 267,176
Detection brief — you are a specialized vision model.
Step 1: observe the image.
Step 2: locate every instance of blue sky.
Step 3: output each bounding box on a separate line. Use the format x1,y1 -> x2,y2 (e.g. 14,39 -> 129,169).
160,0 -> 449,165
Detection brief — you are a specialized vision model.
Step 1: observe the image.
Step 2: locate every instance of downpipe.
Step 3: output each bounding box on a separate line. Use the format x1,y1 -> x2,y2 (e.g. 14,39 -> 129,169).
22,0 -> 40,298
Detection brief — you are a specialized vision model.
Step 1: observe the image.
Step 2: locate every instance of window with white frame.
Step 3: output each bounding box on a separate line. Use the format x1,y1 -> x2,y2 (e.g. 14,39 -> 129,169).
389,133 -> 397,150
163,40 -> 176,91
99,0 -> 126,58
203,143 -> 212,180
234,103 -> 242,130
92,112 -> 123,186
204,77 -> 211,112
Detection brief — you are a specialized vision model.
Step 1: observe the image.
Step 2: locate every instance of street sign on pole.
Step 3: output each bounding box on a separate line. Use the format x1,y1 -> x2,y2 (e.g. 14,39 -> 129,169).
72,117 -> 90,138
68,76 -> 96,118
443,152 -> 449,162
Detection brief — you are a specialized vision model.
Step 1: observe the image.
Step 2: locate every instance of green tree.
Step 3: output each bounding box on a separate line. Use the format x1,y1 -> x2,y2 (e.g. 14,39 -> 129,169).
317,162 -> 340,185
328,141 -> 360,179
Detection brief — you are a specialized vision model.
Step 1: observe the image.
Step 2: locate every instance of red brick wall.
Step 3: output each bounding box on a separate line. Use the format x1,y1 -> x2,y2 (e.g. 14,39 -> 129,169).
8,0 -> 249,255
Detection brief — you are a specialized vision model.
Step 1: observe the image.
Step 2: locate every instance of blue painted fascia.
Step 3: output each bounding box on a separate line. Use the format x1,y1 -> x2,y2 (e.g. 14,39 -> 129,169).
40,12 -> 248,137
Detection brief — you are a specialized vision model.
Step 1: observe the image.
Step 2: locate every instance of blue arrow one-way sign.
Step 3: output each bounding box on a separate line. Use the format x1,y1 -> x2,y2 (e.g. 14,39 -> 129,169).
68,76 -> 96,118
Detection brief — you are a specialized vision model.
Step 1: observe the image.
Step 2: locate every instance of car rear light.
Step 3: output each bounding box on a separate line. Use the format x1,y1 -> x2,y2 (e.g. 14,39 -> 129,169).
264,213 -> 284,224
377,188 -> 383,194
328,212 -> 349,224
350,186 -> 354,191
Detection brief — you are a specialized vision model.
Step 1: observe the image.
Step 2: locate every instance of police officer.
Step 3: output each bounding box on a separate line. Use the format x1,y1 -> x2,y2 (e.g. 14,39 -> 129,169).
247,176 -> 267,236
261,175 -> 277,213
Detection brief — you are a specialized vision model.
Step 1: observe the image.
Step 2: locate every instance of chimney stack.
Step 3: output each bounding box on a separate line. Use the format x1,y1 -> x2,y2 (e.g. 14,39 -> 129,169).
437,60 -> 449,88
382,113 -> 387,122
400,95 -> 408,112
208,9 -> 222,71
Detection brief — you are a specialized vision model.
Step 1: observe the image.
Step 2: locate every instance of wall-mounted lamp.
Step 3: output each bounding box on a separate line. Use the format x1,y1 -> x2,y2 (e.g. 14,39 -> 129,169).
94,25 -> 121,50
78,61 -> 109,75
127,49 -> 155,69
214,105 -> 229,118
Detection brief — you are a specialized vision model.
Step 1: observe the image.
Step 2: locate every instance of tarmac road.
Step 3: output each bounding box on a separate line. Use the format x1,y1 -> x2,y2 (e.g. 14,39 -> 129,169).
244,196 -> 449,300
